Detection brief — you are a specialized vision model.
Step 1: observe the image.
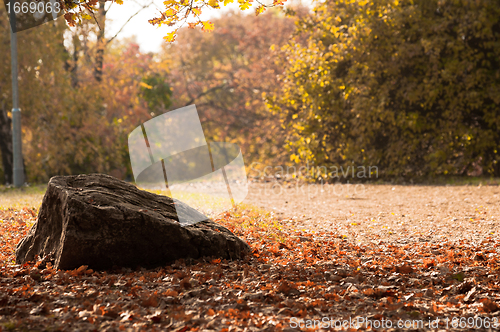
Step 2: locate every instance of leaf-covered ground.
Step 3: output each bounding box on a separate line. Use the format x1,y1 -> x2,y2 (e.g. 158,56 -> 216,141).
1,206 -> 500,331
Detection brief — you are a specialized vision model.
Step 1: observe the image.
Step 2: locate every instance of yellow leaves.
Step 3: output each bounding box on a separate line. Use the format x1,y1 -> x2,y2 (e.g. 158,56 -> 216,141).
192,7 -> 202,15
293,123 -> 305,131
163,30 -> 177,43
238,0 -> 251,10
255,5 -> 265,15
202,21 -> 214,32
292,114 -> 298,119
330,26 -> 340,38
81,13 -> 92,20
139,82 -> 153,90
115,0 -> 123,4
208,0 -> 220,8
223,0 -> 233,6
164,8 -> 176,16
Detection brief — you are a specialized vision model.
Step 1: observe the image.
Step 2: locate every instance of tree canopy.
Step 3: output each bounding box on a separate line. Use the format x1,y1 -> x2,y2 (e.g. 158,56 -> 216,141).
268,0 -> 500,180
60,0 -> 288,42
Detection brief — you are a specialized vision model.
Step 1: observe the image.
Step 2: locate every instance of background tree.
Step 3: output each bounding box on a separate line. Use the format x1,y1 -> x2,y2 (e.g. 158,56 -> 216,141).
140,73 -> 173,114
0,3 -> 170,183
0,6 -> 70,183
269,0 -> 500,180
164,9 -> 301,167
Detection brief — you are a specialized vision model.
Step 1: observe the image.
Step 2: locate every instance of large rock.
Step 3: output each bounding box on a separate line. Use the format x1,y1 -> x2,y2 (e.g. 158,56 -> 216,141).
15,174 -> 250,270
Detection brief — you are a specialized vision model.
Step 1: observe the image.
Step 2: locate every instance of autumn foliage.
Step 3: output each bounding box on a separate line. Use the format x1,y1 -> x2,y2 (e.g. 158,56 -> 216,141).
3,0 -> 500,183
2,206 -> 500,330
269,0 -> 500,179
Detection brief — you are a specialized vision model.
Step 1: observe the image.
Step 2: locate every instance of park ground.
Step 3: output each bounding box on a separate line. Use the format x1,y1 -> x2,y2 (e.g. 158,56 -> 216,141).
1,181 -> 500,331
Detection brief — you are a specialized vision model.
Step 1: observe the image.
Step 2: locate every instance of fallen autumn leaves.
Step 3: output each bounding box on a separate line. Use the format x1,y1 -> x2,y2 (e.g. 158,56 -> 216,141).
1,207 -> 500,331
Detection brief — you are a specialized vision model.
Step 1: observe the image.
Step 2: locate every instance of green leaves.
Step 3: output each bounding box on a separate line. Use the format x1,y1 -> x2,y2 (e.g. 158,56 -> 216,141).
139,74 -> 173,113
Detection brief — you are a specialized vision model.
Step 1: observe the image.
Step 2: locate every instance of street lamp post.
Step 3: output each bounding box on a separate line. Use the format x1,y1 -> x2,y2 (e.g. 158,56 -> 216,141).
10,6 -> 24,187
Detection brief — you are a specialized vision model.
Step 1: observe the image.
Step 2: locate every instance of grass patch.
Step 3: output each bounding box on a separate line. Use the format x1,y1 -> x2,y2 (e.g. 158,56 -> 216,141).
0,184 -> 47,210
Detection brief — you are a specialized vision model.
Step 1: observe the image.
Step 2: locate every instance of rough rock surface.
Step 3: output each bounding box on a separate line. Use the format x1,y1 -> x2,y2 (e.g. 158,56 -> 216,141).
15,174 -> 250,270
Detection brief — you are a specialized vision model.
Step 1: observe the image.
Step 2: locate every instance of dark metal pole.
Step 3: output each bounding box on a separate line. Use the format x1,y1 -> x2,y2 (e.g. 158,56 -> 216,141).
10,6 -> 24,187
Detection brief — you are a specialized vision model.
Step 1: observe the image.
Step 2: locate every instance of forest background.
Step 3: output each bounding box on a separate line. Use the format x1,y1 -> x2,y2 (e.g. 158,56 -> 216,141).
1,0 -> 499,186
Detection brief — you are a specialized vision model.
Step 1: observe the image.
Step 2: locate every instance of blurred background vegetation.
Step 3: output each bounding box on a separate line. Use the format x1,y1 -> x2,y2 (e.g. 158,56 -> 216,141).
0,0 -> 499,185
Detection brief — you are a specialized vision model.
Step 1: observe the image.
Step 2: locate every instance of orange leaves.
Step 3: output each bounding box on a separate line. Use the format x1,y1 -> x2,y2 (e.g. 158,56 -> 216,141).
148,16 -> 164,26
395,264 -> 414,274
69,265 -> 94,277
64,13 -> 77,27
140,294 -> 159,307
480,299 -> 500,313
179,276 -> 192,289
22,207 -> 37,218
162,288 -> 179,297
3,206 -> 500,330
422,258 -> 435,269
363,286 -> 397,299
277,280 -> 297,295
363,288 -> 376,297
324,292 -> 341,301
0,209 -> 32,266
268,243 -> 282,256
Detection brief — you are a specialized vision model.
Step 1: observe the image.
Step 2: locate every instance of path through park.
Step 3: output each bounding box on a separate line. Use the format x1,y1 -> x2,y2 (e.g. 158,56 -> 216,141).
245,182 -> 500,244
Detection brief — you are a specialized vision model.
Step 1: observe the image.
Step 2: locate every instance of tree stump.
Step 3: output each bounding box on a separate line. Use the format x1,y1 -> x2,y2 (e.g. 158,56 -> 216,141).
16,174 -> 250,270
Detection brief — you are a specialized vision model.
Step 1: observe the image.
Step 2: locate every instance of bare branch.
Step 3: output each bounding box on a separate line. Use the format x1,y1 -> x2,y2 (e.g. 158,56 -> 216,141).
184,84 -> 228,107
106,1 -> 154,45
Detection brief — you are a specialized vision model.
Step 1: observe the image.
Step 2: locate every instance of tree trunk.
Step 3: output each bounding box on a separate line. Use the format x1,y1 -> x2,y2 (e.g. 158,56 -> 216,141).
71,33 -> 79,87
0,101 -> 13,185
94,0 -> 107,82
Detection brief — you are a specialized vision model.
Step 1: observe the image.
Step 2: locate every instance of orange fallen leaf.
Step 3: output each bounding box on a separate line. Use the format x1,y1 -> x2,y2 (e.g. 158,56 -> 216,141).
141,295 -> 158,307
396,264 -> 414,274
480,299 -> 500,313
